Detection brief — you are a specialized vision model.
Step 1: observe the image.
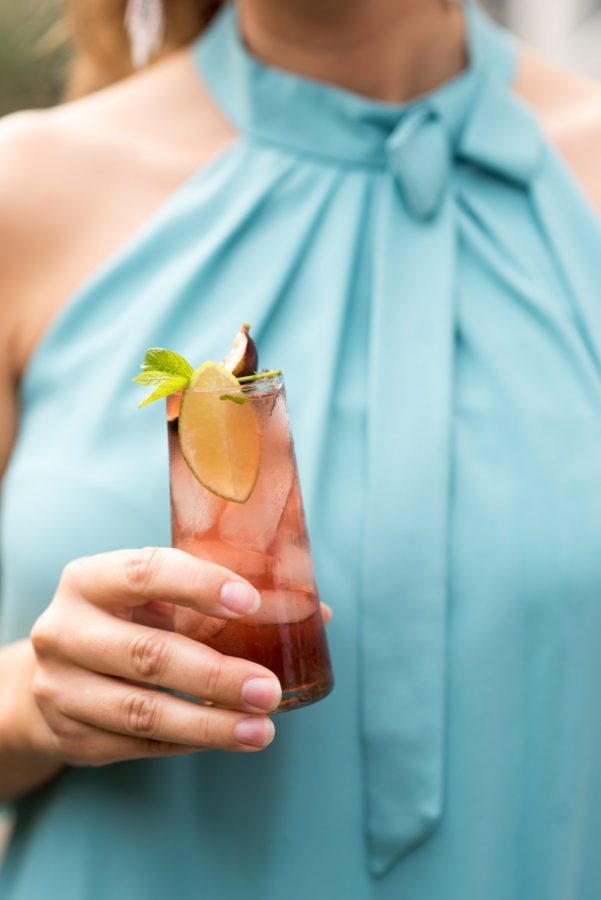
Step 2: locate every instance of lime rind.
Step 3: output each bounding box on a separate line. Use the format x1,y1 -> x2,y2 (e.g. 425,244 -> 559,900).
178,362 -> 261,504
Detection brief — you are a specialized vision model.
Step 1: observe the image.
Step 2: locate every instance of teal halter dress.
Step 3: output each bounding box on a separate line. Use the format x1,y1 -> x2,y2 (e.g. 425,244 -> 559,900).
3,3 -> 601,897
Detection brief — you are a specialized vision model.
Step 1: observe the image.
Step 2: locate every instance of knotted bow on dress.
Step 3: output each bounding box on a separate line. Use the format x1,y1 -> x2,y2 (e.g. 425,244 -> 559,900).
194,0 -> 545,878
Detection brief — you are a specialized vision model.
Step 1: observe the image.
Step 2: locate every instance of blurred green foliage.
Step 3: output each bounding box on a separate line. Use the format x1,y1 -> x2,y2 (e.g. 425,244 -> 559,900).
0,0 -> 70,117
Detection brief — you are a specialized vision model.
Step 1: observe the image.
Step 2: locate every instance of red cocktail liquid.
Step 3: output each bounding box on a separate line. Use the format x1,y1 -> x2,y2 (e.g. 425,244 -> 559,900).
167,378 -> 333,711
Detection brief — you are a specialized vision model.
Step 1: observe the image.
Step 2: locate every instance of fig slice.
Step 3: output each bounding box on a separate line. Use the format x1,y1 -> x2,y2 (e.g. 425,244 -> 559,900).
221,322 -> 258,378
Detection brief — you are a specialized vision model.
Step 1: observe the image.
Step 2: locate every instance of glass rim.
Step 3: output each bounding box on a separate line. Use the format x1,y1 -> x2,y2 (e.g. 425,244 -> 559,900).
181,372 -> 285,393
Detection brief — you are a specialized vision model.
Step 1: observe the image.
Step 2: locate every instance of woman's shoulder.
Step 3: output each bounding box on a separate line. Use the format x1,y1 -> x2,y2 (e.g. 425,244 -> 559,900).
515,49 -> 601,212
0,49 -> 236,377
0,47 -> 235,244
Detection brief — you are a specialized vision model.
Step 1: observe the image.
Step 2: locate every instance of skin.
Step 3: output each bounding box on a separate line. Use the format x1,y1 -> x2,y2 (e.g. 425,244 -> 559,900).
1,0 -> 600,804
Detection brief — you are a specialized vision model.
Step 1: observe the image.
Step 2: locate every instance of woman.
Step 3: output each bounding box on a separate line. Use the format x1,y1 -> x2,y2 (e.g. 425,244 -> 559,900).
2,0 -> 601,896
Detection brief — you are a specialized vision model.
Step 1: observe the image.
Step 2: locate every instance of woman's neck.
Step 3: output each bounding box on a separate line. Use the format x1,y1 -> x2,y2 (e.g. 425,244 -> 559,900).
237,0 -> 468,104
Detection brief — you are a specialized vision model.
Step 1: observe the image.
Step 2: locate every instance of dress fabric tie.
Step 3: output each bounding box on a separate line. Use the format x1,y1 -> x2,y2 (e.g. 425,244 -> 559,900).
361,58 -> 545,881
193,1 -> 545,878
385,109 -> 451,220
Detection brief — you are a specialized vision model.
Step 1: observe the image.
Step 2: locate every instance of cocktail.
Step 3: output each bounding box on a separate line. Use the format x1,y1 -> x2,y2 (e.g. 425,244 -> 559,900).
135,328 -> 333,711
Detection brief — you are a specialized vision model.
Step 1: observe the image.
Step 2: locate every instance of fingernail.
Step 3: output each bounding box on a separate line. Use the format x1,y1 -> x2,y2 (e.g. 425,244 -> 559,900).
220,582 -> 260,615
234,716 -> 275,748
242,677 -> 282,711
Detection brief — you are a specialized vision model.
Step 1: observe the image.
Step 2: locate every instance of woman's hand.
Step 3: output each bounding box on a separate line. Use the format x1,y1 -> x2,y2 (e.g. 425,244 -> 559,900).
23,547 -> 284,769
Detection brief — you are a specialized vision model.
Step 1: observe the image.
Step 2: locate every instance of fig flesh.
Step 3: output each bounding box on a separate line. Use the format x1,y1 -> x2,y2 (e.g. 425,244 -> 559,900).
221,323 -> 258,378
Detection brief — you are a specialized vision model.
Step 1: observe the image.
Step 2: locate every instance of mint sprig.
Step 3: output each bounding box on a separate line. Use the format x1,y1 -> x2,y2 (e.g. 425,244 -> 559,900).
140,348 -> 193,379
133,349 -> 282,409
133,348 -> 193,408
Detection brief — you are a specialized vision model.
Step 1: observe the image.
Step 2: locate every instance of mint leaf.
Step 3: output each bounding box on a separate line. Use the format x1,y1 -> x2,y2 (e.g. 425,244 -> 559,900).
141,348 -> 193,380
134,347 -> 195,407
133,369 -> 177,387
137,375 -> 189,408
220,393 -> 251,405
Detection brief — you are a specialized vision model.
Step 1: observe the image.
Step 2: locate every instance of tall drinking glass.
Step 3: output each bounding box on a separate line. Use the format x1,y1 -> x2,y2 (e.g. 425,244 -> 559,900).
166,374 -> 333,711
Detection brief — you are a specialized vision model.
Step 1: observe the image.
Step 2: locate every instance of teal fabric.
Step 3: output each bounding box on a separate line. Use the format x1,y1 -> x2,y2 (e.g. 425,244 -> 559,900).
3,1 -> 601,896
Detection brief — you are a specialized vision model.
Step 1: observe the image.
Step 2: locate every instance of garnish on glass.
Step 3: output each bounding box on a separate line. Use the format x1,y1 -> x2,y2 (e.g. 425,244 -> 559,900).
133,323 -> 281,503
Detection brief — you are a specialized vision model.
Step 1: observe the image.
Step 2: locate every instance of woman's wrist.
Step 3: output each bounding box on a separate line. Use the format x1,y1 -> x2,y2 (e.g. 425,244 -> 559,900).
0,639 -> 64,802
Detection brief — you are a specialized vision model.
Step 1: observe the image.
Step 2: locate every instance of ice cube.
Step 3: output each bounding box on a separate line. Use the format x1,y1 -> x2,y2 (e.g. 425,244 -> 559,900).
170,453 -> 226,538
218,393 -> 294,552
253,589 -> 317,625
273,542 -> 316,592
248,388 -> 278,431
175,538 -> 270,585
173,606 -> 227,643
274,474 -> 307,541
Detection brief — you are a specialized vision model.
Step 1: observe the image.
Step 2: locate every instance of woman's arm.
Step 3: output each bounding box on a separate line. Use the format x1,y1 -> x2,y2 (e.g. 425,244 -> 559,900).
0,116 -> 65,800
0,641 -> 65,802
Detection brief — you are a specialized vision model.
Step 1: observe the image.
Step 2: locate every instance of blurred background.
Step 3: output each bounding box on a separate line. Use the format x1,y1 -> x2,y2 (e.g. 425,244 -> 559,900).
495,0 -> 601,75
0,0 -> 68,117
0,0 -> 600,118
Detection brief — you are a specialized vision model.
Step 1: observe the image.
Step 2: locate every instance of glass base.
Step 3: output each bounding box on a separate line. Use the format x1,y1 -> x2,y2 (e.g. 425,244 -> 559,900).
273,676 -> 334,713
177,676 -> 333,713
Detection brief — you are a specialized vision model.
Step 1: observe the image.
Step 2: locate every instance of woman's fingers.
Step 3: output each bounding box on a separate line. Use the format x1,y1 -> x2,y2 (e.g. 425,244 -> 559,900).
34,667 -> 275,758
27,548 -> 287,767
62,547 -> 261,618
320,603 -> 332,625
39,713 -> 268,768
32,606 -> 282,712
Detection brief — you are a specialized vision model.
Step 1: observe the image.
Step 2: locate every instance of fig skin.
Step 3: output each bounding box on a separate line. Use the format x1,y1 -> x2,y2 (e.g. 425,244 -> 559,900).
221,323 -> 259,378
